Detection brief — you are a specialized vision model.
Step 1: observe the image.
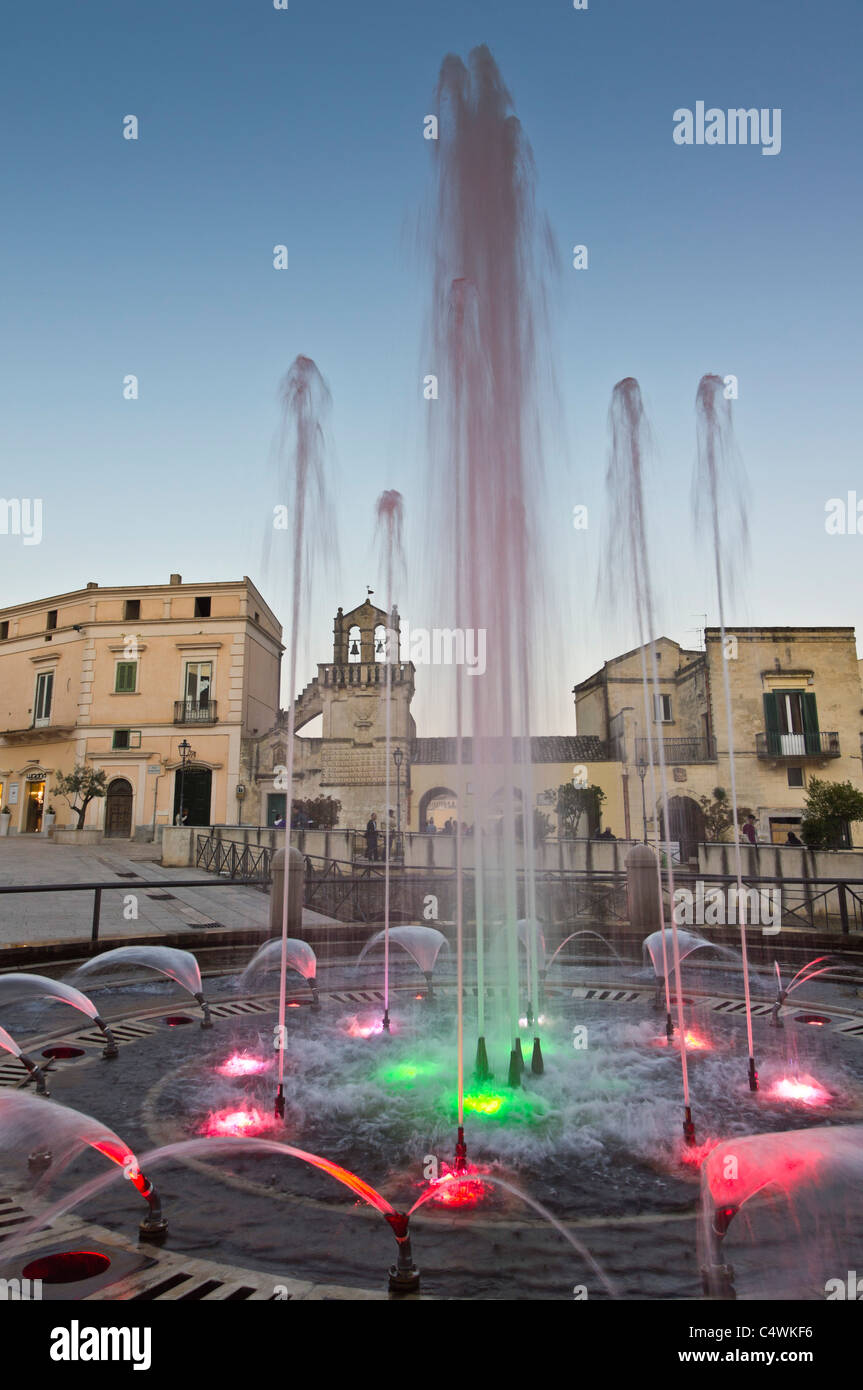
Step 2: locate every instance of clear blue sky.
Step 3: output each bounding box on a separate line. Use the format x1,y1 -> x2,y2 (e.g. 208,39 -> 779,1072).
2,0 -> 861,733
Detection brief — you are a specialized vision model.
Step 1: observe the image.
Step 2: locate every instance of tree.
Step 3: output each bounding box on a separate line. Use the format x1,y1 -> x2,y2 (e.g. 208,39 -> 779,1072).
291,795 -> 341,829
52,766 -> 108,830
515,808 -> 554,844
697,787 -> 752,842
800,778 -> 863,850
557,783 -> 606,838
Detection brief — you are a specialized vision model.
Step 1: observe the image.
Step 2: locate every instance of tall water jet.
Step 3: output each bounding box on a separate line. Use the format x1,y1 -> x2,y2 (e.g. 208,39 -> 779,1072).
269,355 -> 334,1119
602,378 -> 695,1144
375,489 -> 405,1033
693,374 -> 757,1090
424,47 -> 557,1120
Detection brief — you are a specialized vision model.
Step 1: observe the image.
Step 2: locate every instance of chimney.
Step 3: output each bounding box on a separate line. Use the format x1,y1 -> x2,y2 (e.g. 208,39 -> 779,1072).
169,574 -> 182,586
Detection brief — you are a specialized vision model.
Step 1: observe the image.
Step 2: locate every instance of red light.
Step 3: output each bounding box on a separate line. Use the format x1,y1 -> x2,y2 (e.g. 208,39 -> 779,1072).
200,1107 -> 279,1137
770,1076 -> 830,1106
216,1053 -> 269,1077
424,1162 -> 492,1208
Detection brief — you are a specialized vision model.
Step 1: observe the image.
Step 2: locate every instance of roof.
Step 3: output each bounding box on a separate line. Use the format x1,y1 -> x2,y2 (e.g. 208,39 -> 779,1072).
410,735 -> 608,764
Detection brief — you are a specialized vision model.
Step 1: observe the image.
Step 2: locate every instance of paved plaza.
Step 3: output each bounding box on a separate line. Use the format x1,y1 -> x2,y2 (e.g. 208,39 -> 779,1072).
0,837 -> 271,949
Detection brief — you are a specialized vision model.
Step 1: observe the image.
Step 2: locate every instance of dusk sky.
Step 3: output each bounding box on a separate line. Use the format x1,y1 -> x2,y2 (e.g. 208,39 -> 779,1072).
3,0 -> 861,735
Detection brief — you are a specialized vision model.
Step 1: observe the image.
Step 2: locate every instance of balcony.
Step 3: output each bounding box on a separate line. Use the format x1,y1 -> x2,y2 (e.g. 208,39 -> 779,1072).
635,736 -> 716,765
756,731 -> 840,759
174,699 -> 218,725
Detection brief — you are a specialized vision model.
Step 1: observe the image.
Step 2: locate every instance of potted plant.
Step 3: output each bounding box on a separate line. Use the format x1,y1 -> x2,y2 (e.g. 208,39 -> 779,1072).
0,806 -> 10,837
42,804 -> 56,836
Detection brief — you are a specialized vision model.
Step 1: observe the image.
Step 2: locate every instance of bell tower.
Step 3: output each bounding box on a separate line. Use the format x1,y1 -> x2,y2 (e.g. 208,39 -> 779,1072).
318,596 -> 415,826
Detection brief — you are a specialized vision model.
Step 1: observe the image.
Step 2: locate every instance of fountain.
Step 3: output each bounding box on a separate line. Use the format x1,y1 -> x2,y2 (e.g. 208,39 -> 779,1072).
73,946 -> 213,1027
0,1092 -> 166,1238
358,925 -> 448,999
0,975 -> 118,1059
240,938 -> 318,1008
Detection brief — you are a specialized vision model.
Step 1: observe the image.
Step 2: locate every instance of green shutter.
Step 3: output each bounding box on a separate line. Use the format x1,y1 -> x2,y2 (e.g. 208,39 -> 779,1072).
115,662 -> 137,693
802,692 -> 819,754
763,692 -> 780,755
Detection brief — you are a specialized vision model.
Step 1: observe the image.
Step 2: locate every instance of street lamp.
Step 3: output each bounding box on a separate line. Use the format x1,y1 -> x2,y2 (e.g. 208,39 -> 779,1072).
636,759 -> 648,845
177,739 -> 194,825
393,746 -> 403,858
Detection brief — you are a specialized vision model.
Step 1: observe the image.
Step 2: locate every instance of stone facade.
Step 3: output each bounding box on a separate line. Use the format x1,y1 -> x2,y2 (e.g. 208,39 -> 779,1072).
575,627 -> 863,847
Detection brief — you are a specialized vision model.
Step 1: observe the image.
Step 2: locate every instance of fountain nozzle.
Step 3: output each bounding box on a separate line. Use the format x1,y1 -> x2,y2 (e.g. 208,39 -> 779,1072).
665,1013 -> 674,1042
274,1086 -> 286,1120
474,1036 -> 491,1081
130,1168 -> 168,1241
382,1008 -> 391,1034
748,1057 -> 759,1092
683,1106 -> 697,1148
21,1053 -> 50,1096
384,1212 -> 420,1295
454,1125 -> 467,1174
95,1016 -> 118,1059
531,1037 -> 544,1076
309,977 -> 320,1011
423,971 -> 435,1001
194,993 -> 213,1029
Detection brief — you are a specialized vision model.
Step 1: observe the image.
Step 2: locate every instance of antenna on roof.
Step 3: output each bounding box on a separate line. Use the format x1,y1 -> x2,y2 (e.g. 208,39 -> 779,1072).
686,614 -> 708,651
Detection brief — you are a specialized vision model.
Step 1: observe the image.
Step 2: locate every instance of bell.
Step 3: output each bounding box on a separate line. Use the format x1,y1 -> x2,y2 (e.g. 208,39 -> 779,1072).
349,640 -> 359,657
375,638 -> 384,655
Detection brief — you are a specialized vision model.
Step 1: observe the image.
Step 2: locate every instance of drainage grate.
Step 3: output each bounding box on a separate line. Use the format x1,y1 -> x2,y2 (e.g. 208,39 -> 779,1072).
147,892 -> 176,901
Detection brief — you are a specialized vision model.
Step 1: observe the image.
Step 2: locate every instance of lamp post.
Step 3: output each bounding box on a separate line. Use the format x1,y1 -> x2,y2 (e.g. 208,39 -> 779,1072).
636,759 -> 648,845
393,746 -> 403,858
177,739 -> 193,825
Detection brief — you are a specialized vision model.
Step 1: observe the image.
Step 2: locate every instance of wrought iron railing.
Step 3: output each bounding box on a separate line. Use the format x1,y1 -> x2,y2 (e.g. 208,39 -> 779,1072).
174,699 -> 218,724
756,731 -> 840,758
635,736 -> 716,765
196,834 -> 271,884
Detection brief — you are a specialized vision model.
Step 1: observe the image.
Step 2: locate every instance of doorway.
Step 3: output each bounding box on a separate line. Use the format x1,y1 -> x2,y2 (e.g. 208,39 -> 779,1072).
173,767 -> 212,826
24,780 -> 45,833
105,778 -> 134,838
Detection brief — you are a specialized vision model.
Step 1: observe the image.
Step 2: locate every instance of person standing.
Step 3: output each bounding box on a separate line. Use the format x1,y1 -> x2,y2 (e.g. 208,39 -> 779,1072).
742,814 -> 758,845
365,811 -> 379,861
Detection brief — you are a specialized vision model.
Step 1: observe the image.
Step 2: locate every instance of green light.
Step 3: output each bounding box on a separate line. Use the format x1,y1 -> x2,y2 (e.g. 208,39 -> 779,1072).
458,1087 -> 547,1124
379,1058 -> 440,1086
464,1092 -> 505,1116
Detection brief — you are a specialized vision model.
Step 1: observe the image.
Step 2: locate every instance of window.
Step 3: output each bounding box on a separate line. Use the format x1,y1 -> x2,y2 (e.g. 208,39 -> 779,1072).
33,670 -> 53,727
124,599 -> 140,620
46,610 -> 57,631
184,661 -> 212,706
0,621 -> 8,640
787,767 -> 804,788
194,596 -> 211,617
112,729 -> 141,750
763,691 -> 819,754
115,661 -> 138,693
653,693 -> 672,722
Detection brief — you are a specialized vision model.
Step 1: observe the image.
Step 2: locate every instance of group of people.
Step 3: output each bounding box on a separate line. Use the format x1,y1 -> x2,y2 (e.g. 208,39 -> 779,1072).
364,810 -> 402,861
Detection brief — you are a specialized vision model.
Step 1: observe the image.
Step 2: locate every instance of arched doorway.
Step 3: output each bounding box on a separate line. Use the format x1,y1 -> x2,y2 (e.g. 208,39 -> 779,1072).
173,765 -> 212,827
418,786 -> 457,831
661,795 -> 706,863
105,778 -> 133,839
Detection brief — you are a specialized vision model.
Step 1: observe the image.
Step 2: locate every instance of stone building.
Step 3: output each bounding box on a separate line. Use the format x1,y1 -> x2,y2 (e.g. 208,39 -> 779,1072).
574,627 -> 863,849
243,596 -> 623,835
0,574 -> 281,836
